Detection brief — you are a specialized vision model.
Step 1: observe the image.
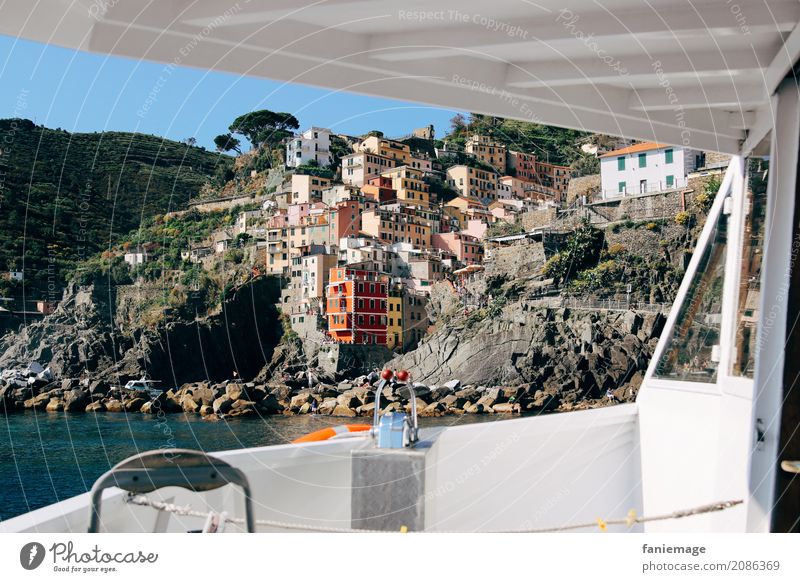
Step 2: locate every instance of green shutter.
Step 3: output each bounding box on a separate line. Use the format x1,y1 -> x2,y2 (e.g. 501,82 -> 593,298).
618,181 -> 626,193
617,156 -> 625,171
665,149 -> 673,164
639,153 -> 647,168
666,175 -> 674,187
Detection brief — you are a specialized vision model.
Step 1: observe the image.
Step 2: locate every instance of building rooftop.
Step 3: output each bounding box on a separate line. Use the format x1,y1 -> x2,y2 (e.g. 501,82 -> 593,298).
599,142 -> 670,158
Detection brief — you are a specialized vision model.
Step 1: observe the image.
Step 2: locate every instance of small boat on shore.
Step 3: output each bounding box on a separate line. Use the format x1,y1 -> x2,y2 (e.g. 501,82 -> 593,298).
119,377 -> 163,396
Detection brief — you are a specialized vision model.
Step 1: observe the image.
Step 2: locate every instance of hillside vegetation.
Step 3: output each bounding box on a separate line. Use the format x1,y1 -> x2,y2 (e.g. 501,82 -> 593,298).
0,119 -> 232,298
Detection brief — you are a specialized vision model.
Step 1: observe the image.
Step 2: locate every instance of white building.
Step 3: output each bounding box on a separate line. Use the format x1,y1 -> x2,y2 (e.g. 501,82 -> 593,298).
123,250 -> 148,267
340,151 -> 396,187
285,127 -> 332,168
599,142 -> 701,199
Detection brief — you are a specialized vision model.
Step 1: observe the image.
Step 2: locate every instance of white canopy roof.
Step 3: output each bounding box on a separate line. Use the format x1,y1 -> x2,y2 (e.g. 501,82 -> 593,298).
2,0 -> 799,154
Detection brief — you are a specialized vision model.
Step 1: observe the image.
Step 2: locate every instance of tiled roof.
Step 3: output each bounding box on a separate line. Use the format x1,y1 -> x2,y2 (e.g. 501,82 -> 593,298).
599,142 -> 669,158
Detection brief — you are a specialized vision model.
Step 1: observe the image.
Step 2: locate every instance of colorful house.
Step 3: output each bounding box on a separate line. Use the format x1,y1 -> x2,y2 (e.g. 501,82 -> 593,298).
326,266 -> 389,345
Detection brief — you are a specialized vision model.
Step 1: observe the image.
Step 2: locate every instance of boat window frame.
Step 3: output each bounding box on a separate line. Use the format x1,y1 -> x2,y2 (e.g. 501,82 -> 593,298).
642,156 -> 755,397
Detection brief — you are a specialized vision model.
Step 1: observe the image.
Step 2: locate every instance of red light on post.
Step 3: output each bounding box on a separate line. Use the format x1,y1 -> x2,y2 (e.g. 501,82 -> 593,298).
381,369 -> 394,381
396,370 -> 409,382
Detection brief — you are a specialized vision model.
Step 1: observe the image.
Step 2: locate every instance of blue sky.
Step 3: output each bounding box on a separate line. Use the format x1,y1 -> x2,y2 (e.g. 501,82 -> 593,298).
0,34 -> 462,150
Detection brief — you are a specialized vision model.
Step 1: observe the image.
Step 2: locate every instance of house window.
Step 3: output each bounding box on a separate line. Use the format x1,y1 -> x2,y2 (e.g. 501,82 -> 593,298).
665,149 -> 674,164
617,156 -> 625,171
618,181 -> 626,193
638,153 -> 647,168
666,175 -> 674,187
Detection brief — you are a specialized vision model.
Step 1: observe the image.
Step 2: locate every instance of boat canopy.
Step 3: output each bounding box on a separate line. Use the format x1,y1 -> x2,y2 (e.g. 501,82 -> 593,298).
1,0 -> 798,154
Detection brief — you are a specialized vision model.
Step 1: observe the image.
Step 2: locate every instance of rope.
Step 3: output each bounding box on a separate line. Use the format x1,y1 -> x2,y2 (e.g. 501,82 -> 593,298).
125,494 -> 742,533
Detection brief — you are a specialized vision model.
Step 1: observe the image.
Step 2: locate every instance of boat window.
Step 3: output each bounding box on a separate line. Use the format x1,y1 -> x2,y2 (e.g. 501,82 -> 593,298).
654,207 -> 728,382
732,160 -> 768,378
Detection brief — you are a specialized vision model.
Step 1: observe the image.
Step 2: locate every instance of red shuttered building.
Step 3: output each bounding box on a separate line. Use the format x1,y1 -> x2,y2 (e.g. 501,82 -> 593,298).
326,266 -> 389,345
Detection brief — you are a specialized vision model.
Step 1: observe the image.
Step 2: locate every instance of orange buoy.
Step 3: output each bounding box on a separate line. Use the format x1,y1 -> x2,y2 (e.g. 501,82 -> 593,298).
292,424 -> 371,444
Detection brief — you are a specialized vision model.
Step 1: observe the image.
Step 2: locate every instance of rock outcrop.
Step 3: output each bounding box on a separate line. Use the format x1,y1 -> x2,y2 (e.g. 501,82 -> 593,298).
390,303 -> 664,404
0,276 -> 283,384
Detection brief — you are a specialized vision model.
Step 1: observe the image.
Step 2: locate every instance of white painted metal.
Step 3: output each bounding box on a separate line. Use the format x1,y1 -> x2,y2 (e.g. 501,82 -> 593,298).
747,79 -> 800,532
717,156 -> 747,383
636,158 -> 755,532
0,438 -> 360,533
1,0 -> 799,153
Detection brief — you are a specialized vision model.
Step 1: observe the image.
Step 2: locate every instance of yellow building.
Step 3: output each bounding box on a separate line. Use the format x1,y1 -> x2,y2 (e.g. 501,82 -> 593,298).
266,227 -> 289,275
289,174 -> 331,204
357,135 -> 412,165
465,135 -> 507,172
387,295 -> 403,349
361,206 -> 432,248
446,165 -> 499,201
381,166 -> 430,207
444,196 -> 493,231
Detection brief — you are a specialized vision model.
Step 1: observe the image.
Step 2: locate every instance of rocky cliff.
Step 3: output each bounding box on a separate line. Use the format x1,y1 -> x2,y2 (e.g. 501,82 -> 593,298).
0,276 -> 283,385
390,301 -> 663,407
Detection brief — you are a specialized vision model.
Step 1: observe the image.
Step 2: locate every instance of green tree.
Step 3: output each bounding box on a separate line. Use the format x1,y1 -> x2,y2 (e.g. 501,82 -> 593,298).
228,110 -> 300,149
570,154 -> 600,177
214,133 -> 241,154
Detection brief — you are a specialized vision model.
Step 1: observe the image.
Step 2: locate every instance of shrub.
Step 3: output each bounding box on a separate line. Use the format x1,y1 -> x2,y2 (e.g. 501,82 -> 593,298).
224,248 -> 244,264
694,177 -> 719,213
607,243 -> 626,256
543,221 -> 605,284
675,211 -> 692,226
645,222 -> 658,231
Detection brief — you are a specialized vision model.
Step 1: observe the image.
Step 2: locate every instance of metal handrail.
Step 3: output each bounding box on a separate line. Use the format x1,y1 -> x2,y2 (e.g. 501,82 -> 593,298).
371,374 -> 418,446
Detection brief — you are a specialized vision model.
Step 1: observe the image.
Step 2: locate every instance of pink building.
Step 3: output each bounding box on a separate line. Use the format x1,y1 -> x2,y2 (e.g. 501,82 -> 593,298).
287,203 -> 311,226
431,232 -> 484,265
463,219 -> 488,240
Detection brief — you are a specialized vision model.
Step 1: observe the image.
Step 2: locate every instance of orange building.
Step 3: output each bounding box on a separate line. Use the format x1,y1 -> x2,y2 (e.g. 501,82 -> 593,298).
326,266 -> 389,344
329,200 -> 362,242
361,175 -> 395,203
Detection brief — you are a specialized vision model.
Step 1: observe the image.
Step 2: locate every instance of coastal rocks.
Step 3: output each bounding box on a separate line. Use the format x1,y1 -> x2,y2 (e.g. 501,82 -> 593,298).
332,404 -> 357,417
181,393 -> 200,414
225,383 -> 246,401
125,398 -> 146,412
0,307 -> 661,420
24,392 -> 51,410
105,399 -> 124,412
88,380 -> 110,396
212,395 -> 234,415
64,389 -> 90,412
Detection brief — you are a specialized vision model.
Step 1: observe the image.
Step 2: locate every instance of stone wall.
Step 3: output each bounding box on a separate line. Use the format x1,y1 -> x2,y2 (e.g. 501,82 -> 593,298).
189,193 -> 270,213
317,344 -> 393,377
566,174 -> 600,205
569,189 -> 697,226
519,207 -> 558,231
703,151 -> 731,168
485,239 -> 547,282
